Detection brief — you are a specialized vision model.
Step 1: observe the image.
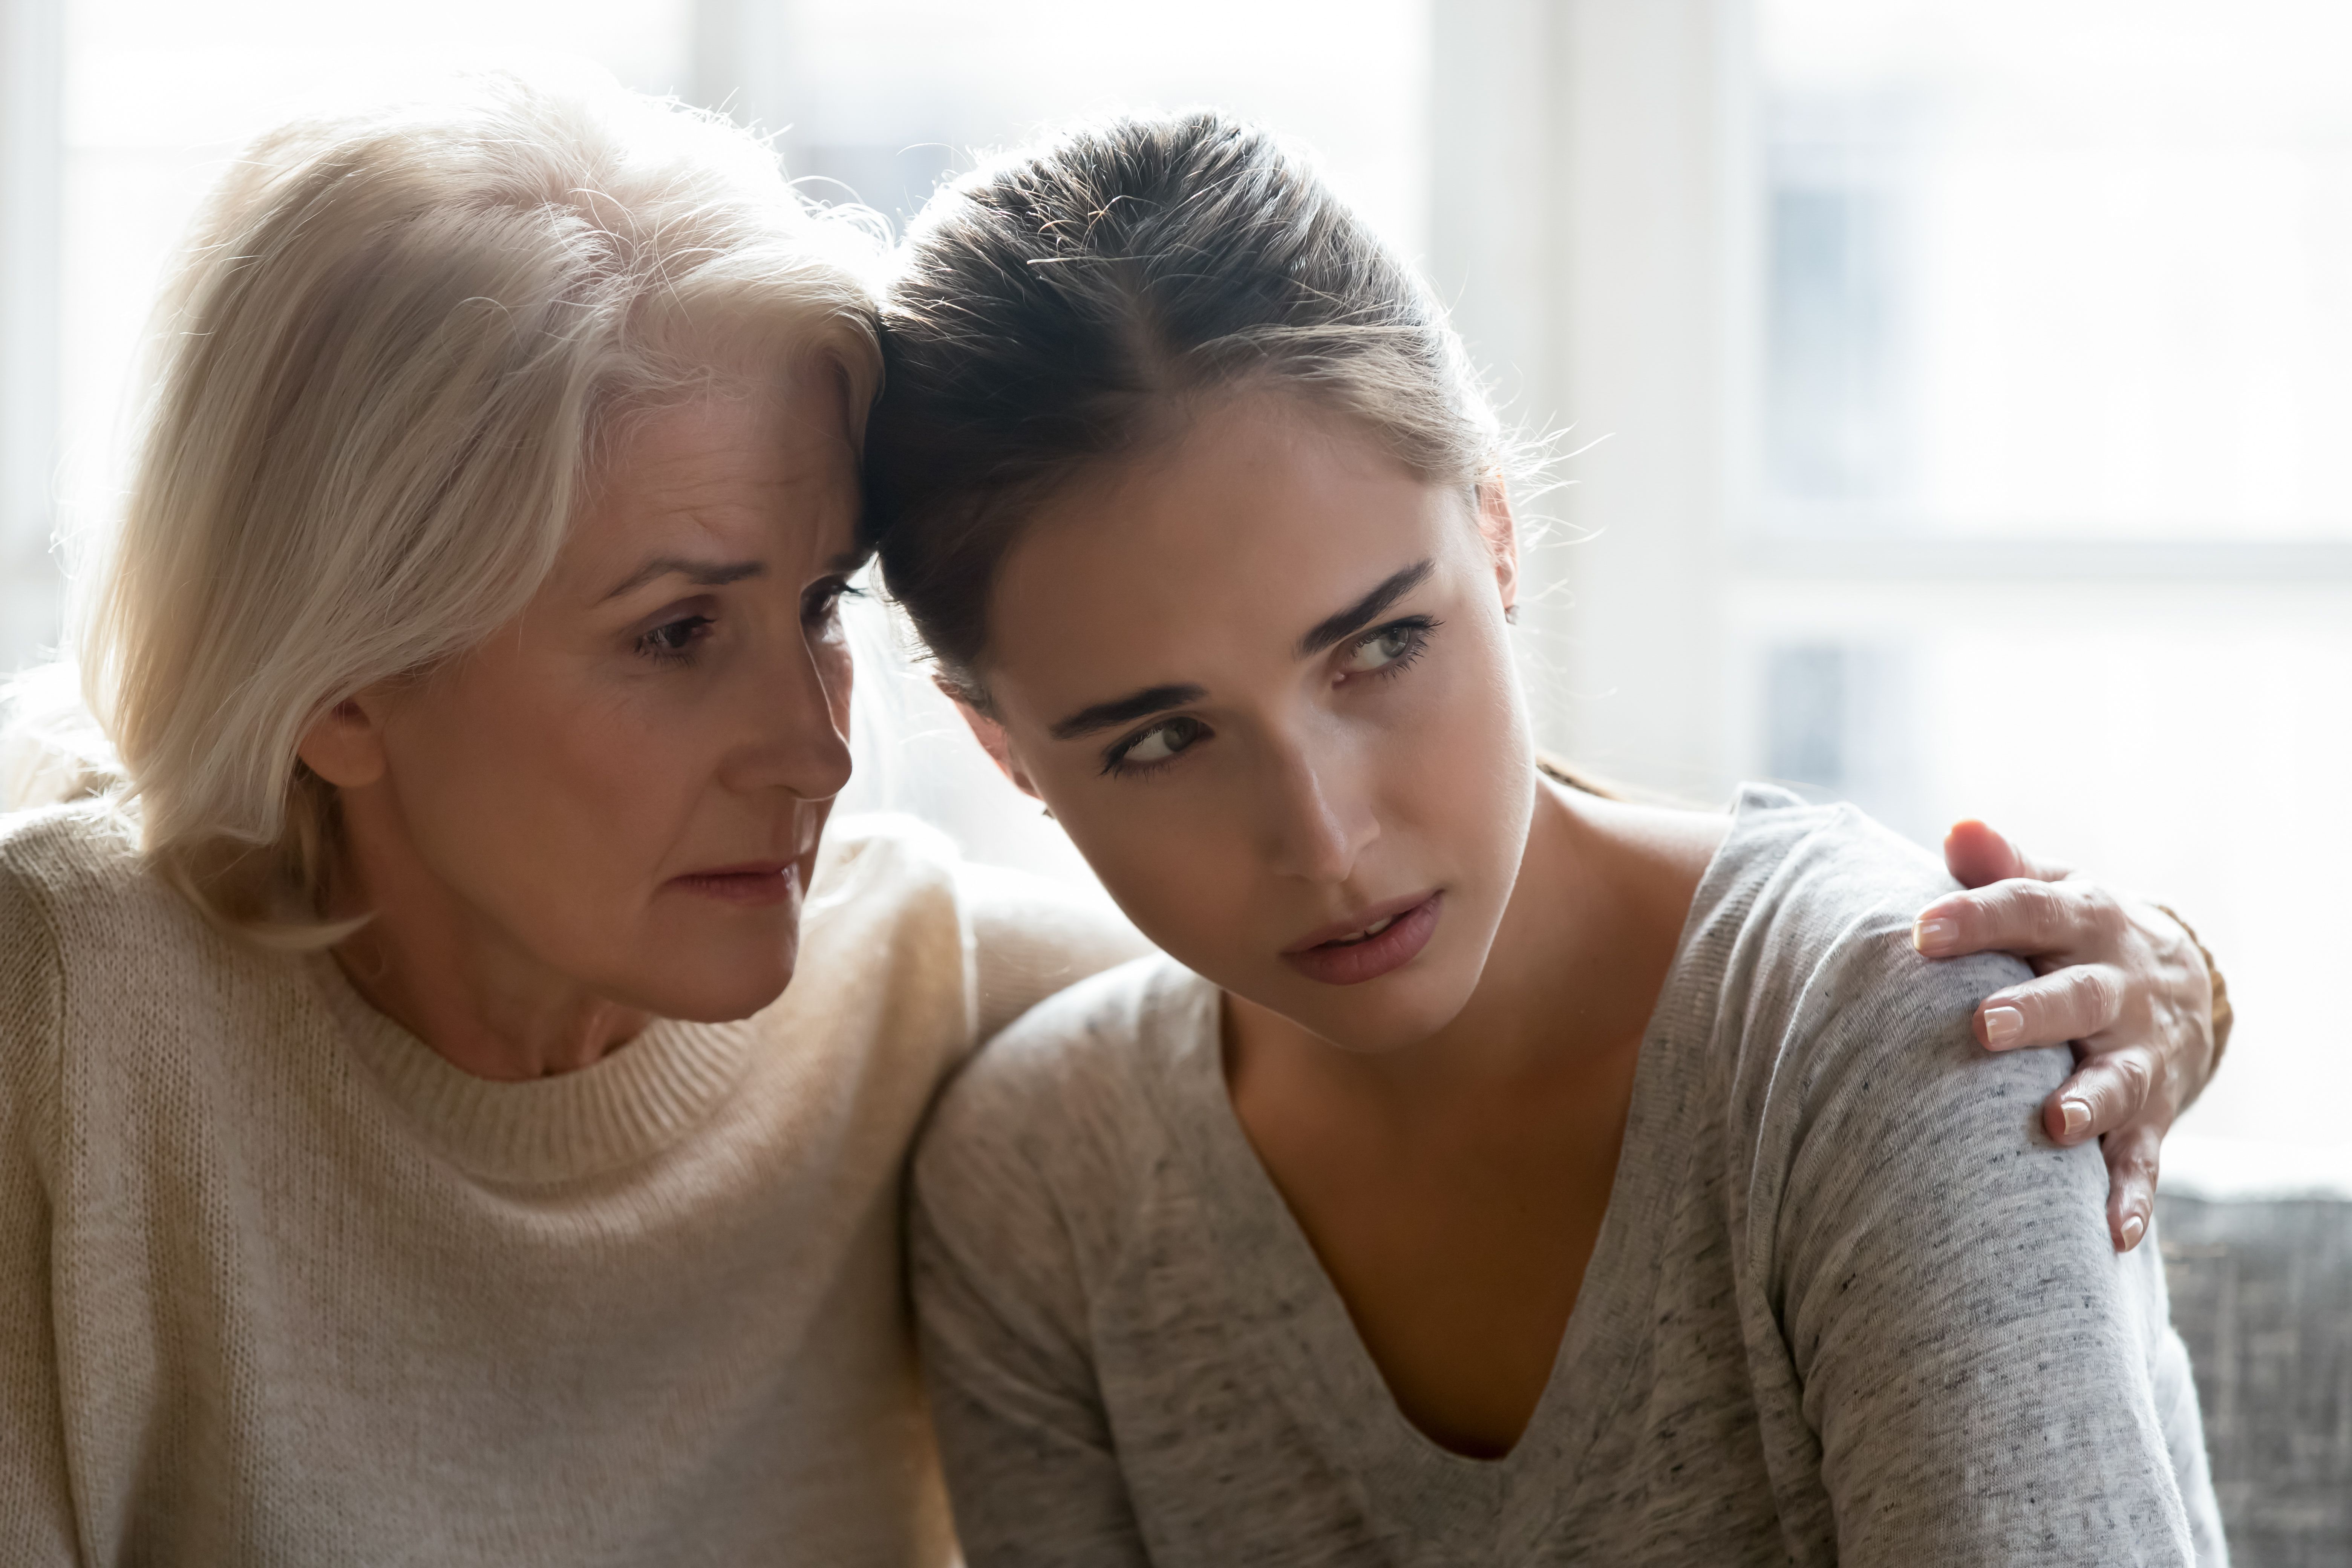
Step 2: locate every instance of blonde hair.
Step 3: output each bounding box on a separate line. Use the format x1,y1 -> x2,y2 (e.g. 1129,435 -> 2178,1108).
64,73 -> 882,942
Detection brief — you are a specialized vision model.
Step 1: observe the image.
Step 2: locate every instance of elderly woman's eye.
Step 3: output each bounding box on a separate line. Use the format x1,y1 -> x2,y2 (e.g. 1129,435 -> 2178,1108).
1342,618 -> 1436,676
1107,715 -> 1208,772
638,615 -> 714,662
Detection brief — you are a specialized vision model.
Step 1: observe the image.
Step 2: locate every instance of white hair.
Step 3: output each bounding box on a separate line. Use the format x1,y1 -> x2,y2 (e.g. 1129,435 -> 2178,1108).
24,72 -> 884,943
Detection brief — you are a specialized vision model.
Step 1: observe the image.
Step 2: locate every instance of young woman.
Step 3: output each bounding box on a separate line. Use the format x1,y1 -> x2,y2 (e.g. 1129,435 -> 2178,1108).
873,114 -> 2229,1563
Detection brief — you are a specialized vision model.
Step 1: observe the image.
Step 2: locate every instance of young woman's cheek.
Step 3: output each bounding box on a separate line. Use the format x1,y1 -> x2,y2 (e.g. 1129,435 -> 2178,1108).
1063,768 -> 1268,968
1391,624 -> 1539,906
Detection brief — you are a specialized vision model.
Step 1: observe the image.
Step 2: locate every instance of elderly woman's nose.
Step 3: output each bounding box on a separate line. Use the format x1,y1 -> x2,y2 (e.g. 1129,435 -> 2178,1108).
1259,734 -> 1378,885
719,625 -> 854,801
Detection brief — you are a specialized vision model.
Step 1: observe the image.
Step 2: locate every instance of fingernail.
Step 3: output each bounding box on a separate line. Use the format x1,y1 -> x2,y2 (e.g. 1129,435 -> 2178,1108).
1913,916 -> 1957,954
2121,1212 -> 2146,1250
2060,1097 -> 2090,1138
1982,1004 -> 2024,1047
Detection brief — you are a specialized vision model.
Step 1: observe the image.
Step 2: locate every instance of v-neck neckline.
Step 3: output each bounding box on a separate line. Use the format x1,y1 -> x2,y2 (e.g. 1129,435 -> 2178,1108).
1137,797 -> 1759,1558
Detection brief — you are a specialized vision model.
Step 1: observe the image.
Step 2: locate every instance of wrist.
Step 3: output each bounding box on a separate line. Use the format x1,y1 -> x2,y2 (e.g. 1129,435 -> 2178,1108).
2153,901 -> 2231,1103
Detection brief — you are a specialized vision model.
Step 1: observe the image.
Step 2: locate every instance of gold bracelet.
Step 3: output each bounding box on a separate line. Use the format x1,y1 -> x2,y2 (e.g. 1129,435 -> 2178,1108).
2153,902 -> 2233,1080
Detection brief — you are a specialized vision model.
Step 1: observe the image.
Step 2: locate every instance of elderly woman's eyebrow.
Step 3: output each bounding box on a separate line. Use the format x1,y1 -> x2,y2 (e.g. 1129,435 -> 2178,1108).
600,557 -> 767,601
1295,559 -> 1435,657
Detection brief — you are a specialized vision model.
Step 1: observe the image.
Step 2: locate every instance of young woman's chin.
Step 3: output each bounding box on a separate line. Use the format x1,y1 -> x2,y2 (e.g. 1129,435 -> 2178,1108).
1223,928 -> 1494,1056
1246,968 -> 1483,1055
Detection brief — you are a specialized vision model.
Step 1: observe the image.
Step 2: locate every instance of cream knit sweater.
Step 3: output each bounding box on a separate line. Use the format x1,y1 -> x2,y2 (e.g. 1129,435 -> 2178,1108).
0,801 -> 1142,1565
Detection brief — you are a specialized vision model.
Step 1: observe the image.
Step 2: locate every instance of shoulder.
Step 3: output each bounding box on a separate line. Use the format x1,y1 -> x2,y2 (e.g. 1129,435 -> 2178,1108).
920,954 -> 1195,1170
0,803 -> 215,1127
957,861 -> 1152,1042
1680,802 -> 2206,1557
770,813 -> 983,1073
914,955 -> 1200,1246
1680,788 -> 2053,1218
799,812 -> 972,980
0,801 -> 213,975
810,810 -> 966,907
1694,785 -> 2029,1063
1686,790 -> 2081,1266
0,798 -> 149,901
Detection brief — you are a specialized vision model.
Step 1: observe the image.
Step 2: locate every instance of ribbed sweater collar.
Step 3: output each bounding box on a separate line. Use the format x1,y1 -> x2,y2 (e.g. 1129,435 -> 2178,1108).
305,953 -> 761,1186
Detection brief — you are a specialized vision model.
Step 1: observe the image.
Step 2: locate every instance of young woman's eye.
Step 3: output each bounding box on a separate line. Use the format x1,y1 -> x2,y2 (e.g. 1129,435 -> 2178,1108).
637,614 -> 714,663
804,575 -> 864,624
1341,617 -> 1437,677
1106,715 -> 1210,773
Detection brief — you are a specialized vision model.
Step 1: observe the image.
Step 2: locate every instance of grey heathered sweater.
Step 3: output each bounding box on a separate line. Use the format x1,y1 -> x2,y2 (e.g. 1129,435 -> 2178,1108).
911,787 -> 2227,1566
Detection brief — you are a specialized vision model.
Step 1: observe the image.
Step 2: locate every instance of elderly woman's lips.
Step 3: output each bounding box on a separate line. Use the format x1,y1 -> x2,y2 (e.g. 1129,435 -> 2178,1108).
668,864 -> 800,906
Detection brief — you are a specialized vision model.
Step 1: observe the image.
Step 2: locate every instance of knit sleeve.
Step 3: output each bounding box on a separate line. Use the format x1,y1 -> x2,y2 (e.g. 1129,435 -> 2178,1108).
1753,931 -> 2208,1565
909,1014 -> 1153,1568
0,858 -> 81,1562
959,863 -> 1152,1042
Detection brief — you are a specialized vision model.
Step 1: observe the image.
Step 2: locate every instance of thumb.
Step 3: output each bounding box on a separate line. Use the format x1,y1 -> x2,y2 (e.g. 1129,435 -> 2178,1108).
1944,819 -> 2071,888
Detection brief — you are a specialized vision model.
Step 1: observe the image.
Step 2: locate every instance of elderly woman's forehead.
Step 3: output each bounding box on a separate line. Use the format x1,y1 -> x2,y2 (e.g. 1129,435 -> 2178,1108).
562,395 -> 857,572
601,388 -> 848,490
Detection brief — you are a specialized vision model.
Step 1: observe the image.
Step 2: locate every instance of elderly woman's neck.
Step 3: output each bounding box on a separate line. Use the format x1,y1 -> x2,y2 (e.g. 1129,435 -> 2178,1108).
325,811 -> 653,1083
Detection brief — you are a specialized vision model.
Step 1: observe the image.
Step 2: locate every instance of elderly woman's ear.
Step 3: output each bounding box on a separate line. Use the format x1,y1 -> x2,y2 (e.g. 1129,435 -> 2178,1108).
296,695 -> 390,790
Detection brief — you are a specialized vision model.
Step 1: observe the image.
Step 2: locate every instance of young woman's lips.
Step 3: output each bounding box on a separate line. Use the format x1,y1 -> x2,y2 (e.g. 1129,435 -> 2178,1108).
668,862 -> 801,908
1280,892 -> 1442,986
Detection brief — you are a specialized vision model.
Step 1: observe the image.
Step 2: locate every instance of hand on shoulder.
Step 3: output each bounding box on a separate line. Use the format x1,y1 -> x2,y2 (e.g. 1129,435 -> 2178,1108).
1910,819 -> 2222,1253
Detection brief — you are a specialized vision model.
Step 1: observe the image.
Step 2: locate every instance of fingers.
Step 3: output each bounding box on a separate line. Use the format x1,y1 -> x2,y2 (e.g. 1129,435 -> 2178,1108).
1915,876 -> 2122,961
2051,1052 -> 2163,1251
1972,966 -> 2127,1052
1942,819 -> 2023,890
1942,819 -> 2073,891
2099,1121 -> 2163,1253
2043,1041 -> 2157,1143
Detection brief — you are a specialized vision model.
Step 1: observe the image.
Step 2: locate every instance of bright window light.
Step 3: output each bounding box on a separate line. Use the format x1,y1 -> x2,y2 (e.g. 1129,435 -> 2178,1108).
1759,0 -> 2352,538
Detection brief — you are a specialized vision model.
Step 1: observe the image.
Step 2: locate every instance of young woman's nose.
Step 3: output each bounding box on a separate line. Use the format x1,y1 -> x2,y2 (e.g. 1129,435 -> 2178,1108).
1259,734 -> 1378,885
718,622 -> 854,802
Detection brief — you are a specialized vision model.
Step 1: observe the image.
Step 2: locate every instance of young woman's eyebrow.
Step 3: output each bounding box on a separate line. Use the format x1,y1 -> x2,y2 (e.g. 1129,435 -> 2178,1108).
1050,683 -> 1211,741
1046,560 -> 1438,741
1294,559 -> 1435,657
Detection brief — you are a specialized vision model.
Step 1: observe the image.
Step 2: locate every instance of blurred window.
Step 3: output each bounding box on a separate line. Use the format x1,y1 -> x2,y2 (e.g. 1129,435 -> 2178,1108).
743,0 -> 1425,248
49,0 -> 693,636
1759,0 -> 2352,540
1746,0 -> 2352,1154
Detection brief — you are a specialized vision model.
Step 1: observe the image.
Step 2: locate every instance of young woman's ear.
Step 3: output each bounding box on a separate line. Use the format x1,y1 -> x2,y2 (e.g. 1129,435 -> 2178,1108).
296,694 -> 391,790
943,684 -> 1046,803
1475,475 -> 1521,623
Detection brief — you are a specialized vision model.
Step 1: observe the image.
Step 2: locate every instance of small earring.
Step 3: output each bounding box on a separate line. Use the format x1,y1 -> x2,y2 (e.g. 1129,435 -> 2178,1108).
1040,804 -> 1055,821
1504,604 -> 1519,626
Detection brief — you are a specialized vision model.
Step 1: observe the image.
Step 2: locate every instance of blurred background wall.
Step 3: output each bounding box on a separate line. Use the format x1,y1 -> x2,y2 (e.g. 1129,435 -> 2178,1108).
2,0 -> 2346,1170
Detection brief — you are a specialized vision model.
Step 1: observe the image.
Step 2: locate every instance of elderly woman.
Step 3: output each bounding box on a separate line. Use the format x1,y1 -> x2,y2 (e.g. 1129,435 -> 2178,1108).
0,81 -> 1133,1563
0,78 -> 2223,1565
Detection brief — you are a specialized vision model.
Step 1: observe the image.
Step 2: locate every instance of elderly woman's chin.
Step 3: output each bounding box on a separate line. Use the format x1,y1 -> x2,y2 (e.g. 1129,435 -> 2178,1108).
632,864 -> 816,1023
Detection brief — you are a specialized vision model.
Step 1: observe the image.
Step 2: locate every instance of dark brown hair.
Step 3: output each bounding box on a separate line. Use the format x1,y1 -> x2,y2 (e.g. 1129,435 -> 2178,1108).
863,110 -> 1515,704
